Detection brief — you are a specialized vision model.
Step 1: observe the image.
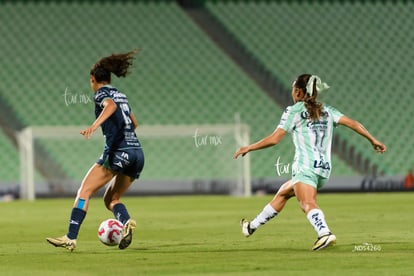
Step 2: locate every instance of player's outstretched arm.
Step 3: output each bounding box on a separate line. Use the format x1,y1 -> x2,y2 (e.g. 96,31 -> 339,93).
338,116 -> 386,153
80,98 -> 117,139
233,128 -> 286,158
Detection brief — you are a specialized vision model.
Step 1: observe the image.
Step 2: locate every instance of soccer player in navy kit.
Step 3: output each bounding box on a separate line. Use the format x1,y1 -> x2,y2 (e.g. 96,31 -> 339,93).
47,50 -> 144,251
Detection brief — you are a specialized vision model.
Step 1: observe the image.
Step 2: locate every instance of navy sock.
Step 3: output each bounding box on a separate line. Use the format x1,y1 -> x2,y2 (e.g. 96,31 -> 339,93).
113,203 -> 131,225
67,208 -> 86,240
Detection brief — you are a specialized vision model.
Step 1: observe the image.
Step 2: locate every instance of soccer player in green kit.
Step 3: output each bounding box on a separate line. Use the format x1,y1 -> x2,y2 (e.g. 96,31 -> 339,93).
234,74 -> 386,250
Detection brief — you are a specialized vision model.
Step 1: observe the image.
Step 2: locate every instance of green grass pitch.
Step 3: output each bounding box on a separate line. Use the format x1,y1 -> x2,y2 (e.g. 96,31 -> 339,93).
1,193 -> 413,275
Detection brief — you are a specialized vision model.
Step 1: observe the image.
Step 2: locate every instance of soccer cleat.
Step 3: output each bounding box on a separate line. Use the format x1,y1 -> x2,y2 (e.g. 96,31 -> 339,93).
312,232 -> 336,251
46,235 -> 77,252
118,219 -> 136,250
240,219 -> 256,237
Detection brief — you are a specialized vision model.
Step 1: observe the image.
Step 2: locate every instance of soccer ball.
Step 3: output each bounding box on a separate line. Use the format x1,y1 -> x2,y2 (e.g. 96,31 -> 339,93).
98,219 -> 124,246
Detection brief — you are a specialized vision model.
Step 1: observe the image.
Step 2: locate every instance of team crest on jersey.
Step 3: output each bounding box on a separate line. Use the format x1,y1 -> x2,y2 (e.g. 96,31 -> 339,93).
301,110 -> 329,120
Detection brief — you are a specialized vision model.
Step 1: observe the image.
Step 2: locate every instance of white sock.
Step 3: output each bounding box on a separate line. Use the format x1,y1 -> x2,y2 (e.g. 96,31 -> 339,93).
306,209 -> 331,237
250,204 -> 278,229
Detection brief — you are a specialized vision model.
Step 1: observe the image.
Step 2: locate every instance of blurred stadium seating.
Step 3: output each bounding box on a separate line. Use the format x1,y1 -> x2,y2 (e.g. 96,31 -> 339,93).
206,0 -> 414,175
2,0 -> 411,194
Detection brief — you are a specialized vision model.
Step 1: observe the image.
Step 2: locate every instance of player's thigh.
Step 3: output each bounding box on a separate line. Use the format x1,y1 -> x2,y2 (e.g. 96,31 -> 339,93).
293,182 -> 318,213
275,180 -> 296,198
104,173 -> 134,201
78,163 -> 115,196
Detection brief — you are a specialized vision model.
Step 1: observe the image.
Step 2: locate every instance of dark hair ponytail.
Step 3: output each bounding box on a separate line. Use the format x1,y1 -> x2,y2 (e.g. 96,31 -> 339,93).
295,74 -> 323,121
90,49 -> 138,83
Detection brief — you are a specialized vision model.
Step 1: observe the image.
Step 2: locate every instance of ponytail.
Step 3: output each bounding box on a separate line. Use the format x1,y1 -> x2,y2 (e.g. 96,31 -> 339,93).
303,78 -> 323,121
90,49 -> 138,83
294,74 -> 329,121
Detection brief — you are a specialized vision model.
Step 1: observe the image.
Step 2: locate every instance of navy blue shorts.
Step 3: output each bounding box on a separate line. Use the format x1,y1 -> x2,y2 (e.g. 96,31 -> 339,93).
97,147 -> 144,179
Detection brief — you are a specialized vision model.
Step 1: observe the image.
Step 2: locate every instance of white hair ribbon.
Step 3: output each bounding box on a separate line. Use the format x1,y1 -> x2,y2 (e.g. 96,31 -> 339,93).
306,75 -> 330,96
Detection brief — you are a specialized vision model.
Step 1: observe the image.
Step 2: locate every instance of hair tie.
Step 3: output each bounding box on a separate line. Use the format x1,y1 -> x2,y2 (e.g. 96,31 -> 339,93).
306,75 -> 330,96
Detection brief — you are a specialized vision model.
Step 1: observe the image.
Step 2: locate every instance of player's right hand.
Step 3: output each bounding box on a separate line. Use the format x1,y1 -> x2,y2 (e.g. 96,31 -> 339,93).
372,140 -> 386,153
80,125 -> 96,139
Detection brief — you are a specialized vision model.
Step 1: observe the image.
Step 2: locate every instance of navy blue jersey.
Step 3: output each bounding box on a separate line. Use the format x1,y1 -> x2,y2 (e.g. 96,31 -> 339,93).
94,85 -> 141,151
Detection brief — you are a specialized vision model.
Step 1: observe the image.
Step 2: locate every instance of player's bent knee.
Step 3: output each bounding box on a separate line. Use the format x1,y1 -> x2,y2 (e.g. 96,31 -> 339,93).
284,191 -> 295,199
77,184 -> 98,198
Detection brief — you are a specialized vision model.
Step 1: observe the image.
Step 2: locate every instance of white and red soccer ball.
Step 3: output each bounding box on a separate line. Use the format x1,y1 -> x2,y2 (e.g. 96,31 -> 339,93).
98,219 -> 124,246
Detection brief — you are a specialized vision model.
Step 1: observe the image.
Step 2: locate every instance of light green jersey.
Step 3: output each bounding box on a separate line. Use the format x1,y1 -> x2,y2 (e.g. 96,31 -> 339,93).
277,101 -> 343,178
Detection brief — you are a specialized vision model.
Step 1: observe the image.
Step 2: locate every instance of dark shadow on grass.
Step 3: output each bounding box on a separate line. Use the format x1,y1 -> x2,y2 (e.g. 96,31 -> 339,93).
74,242 -> 414,255
124,243 -> 314,254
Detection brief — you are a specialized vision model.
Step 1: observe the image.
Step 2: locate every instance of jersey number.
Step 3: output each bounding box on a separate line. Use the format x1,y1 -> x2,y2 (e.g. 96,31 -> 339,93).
312,129 -> 330,170
120,103 -> 132,128
313,129 -> 326,149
